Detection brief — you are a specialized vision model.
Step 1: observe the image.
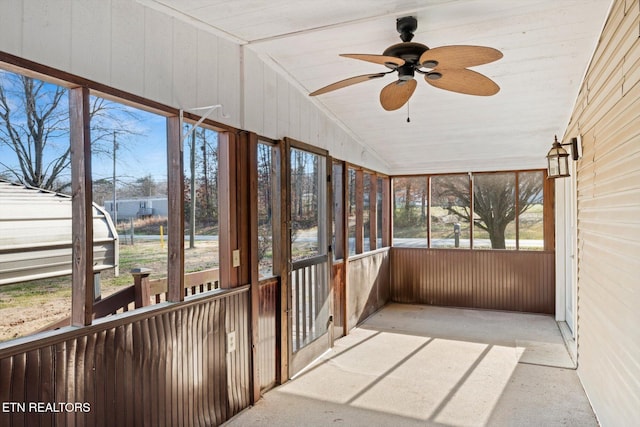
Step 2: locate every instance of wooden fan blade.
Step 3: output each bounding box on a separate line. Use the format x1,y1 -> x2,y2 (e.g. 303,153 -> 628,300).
380,79 -> 417,111
309,73 -> 387,96
340,54 -> 405,68
425,68 -> 500,96
419,45 -> 503,69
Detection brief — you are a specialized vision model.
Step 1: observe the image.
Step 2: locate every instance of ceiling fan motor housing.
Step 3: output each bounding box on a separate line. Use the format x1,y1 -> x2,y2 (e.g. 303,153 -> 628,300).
397,16 -> 418,42
382,42 -> 429,68
397,64 -> 415,81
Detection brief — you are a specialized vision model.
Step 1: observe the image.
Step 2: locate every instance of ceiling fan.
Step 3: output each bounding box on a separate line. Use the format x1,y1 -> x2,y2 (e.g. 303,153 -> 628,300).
309,16 -> 503,111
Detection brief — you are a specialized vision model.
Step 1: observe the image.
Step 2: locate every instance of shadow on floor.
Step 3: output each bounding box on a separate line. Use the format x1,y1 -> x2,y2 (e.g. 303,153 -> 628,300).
225,303 -> 596,427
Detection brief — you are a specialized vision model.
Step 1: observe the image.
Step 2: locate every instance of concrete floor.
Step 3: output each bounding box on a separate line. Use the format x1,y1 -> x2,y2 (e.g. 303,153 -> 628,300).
225,304 -> 597,426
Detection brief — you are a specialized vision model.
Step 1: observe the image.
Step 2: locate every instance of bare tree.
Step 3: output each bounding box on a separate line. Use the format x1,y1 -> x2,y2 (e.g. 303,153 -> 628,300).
0,73 -> 68,191
393,176 -> 427,227
437,173 -> 542,249
119,174 -> 161,198
0,72 -> 141,192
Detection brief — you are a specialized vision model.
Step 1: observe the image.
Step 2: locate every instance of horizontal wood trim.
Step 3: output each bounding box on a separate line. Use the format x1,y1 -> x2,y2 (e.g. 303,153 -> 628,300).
291,254 -> 328,270
390,248 -> 555,314
284,137 -> 329,157
148,268 -> 220,296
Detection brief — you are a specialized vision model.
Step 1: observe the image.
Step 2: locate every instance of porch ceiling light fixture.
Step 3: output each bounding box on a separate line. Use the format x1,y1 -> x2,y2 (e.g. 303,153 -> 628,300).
547,135 -> 578,178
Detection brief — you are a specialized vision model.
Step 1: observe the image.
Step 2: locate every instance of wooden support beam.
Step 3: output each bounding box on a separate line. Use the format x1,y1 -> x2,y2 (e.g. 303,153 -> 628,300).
469,174 -> 475,249
332,162 -> 345,260
342,163 -> 350,337
515,172 -> 520,250
386,177 -> 393,247
369,174 -> 378,251
279,140 -> 290,382
166,116 -> 184,302
237,131 -> 251,286
69,86 -> 94,327
355,169 -> 364,254
248,133 -> 261,403
271,144 -> 283,276
270,142 -> 284,384
219,132 -> 239,288
426,176 -> 431,248
544,171 -> 555,251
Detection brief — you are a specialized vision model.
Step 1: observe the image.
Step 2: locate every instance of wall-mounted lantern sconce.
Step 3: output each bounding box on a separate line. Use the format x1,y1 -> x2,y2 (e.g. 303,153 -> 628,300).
547,135 -> 579,178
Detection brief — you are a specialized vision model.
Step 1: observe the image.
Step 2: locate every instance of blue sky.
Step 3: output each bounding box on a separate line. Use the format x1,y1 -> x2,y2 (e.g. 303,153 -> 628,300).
90,107 -> 168,183
0,69 -> 223,187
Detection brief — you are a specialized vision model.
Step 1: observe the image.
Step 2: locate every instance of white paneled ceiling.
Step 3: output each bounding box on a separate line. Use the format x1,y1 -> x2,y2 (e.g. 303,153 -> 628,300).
147,0 -> 612,174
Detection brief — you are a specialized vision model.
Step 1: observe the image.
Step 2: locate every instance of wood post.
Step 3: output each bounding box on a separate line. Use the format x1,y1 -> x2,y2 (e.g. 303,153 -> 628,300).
248,133 -> 261,403
355,169 -> 364,254
369,174 -> 378,250
166,116 -> 184,302
70,86 -> 94,327
544,170 -> 555,251
218,132 -> 238,288
131,268 -> 152,308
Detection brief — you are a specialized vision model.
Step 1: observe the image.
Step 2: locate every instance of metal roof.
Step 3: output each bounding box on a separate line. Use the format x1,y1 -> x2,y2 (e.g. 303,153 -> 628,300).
0,180 -> 119,286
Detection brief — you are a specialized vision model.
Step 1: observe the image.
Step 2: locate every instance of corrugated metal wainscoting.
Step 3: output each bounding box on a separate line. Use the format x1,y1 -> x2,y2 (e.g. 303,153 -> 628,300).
0,287 -> 251,427
347,249 -> 391,330
390,248 -> 555,314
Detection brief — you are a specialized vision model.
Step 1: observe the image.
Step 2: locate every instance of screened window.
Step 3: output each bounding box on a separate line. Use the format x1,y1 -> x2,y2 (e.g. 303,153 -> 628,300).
256,141 -> 279,278
347,168 -> 357,256
290,148 -> 325,261
393,177 -> 428,247
0,71 -> 72,341
392,171 -> 546,250
431,175 -> 471,248
472,173 -> 516,249
91,96 -> 168,299
518,171 -> 544,250
363,173 -> 371,252
183,125 -> 220,287
332,162 -> 345,261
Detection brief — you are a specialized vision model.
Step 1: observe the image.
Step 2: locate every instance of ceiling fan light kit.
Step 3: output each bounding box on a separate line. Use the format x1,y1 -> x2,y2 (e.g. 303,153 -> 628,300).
309,16 -> 503,111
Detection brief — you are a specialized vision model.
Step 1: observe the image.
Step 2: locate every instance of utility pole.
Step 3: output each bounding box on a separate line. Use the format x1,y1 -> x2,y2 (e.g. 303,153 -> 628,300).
112,131 -> 118,225
189,130 -> 196,248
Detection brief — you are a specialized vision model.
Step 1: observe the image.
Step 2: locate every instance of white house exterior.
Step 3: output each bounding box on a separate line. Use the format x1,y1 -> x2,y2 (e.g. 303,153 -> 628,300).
103,197 -> 169,221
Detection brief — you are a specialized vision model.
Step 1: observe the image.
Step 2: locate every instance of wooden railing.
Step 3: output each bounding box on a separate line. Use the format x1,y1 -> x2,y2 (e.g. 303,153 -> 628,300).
43,268 -> 220,331
291,256 -> 330,353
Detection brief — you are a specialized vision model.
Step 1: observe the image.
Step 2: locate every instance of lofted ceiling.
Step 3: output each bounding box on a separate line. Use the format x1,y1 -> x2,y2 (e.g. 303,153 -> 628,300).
146,0 -> 612,174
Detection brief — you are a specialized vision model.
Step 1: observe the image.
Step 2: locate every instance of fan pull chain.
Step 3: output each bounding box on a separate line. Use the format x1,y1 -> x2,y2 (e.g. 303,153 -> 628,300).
407,101 -> 411,123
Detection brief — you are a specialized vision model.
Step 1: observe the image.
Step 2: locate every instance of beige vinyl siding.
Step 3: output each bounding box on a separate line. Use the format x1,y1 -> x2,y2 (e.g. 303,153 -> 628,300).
563,0 -> 640,425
